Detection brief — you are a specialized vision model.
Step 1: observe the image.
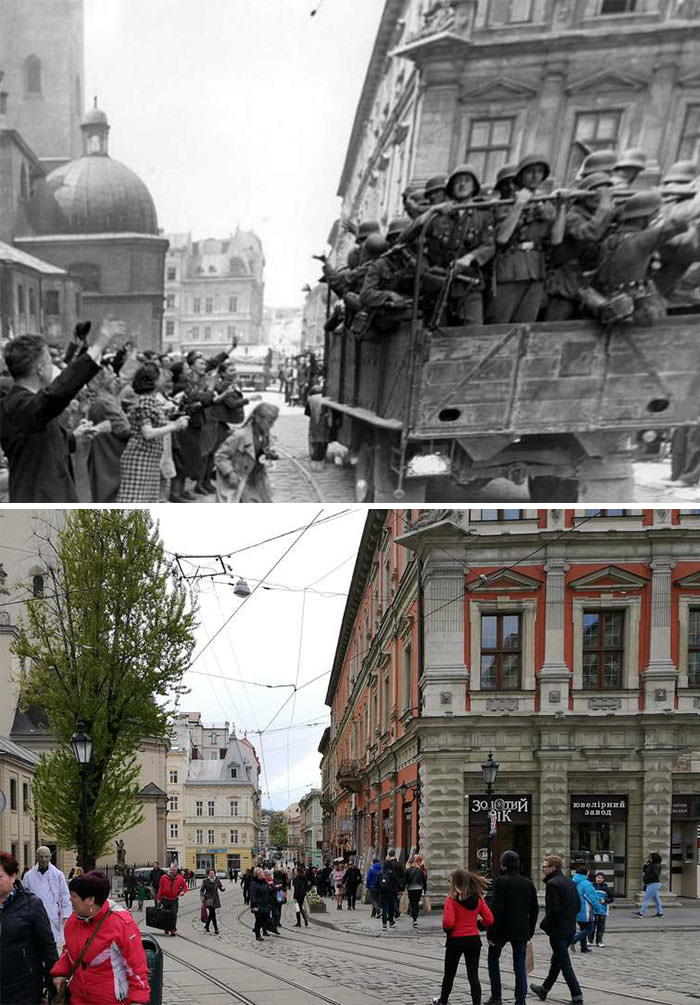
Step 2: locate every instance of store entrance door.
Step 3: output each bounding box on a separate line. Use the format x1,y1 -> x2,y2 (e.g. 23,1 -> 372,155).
469,822 -> 532,877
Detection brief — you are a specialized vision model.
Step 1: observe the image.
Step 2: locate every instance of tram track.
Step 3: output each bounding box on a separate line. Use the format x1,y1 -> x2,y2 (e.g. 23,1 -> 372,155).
229,904 -> 688,1005
272,446 -> 325,502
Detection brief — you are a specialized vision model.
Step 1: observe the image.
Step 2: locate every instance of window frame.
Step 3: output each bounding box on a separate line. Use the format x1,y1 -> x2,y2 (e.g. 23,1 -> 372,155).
581,610 -> 625,690
465,116 -> 515,185
169,770 -> 178,784
487,0 -> 535,25
195,800 -> 203,817
598,0 -> 637,14
195,828 -> 203,845
208,800 -> 215,816
678,104 -> 700,164
479,611 -> 523,691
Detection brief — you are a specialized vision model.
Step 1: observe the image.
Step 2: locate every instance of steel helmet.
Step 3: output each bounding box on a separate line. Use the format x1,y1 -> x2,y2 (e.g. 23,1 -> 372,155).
362,233 -> 389,258
580,150 -> 617,177
387,216 -> 410,238
618,190 -> 662,221
614,148 -> 647,173
357,220 -> 381,241
446,163 -> 482,199
424,173 -> 448,197
662,160 -> 698,185
494,163 -> 518,189
515,153 -> 551,184
661,182 -> 696,200
578,171 -> 615,192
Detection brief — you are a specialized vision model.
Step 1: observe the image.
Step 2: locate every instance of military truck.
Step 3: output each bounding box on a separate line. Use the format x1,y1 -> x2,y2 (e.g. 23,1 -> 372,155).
319,307 -> 700,502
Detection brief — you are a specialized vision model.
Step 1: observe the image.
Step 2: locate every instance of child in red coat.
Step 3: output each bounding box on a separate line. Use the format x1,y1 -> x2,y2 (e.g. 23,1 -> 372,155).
433,869 -> 494,1005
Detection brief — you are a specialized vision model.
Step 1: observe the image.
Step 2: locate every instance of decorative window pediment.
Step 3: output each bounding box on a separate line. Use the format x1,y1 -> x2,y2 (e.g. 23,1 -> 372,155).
468,568 -> 542,593
678,70 -> 700,89
566,69 -> 647,94
568,565 -> 649,590
674,569 -> 700,589
462,77 -> 538,102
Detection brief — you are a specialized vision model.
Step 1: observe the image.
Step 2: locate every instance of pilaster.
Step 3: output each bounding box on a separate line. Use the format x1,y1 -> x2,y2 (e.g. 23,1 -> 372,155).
419,755 -> 465,896
539,560 -> 571,712
640,751 -> 674,892
422,561 -> 467,716
536,752 -> 570,865
642,559 -> 678,712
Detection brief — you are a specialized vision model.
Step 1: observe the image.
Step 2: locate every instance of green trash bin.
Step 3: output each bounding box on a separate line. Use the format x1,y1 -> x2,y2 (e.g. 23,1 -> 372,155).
141,933 -> 163,1005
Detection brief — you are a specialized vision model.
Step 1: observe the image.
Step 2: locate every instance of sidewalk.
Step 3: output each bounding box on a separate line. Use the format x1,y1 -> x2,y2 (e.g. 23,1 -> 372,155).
310,892 -> 700,937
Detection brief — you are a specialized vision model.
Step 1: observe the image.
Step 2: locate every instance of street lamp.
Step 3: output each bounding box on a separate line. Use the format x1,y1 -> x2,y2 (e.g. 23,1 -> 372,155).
70,721 -> 93,870
233,578 -> 251,598
481,751 -> 500,880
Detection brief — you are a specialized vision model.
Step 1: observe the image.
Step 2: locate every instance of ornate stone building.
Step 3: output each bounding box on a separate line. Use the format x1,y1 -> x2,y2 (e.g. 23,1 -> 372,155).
165,713 -> 262,874
299,788 -> 323,866
321,509 -> 700,899
162,231 -> 265,354
331,0 -> 700,251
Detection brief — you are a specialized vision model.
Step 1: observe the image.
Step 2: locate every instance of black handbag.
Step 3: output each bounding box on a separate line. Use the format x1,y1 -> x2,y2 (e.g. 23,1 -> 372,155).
145,905 -> 176,931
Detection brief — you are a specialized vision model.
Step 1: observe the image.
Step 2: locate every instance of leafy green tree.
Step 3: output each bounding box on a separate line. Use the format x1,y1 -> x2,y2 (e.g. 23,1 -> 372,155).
14,511 -> 196,868
268,812 -> 288,850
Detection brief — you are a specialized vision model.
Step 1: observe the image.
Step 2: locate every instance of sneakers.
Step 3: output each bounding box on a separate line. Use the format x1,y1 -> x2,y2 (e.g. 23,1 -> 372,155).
596,941 -> 605,948
389,920 -> 396,928
633,912 -> 645,917
654,913 -> 664,917
530,986 -> 547,1002
413,920 -> 418,929
432,998 -> 443,1005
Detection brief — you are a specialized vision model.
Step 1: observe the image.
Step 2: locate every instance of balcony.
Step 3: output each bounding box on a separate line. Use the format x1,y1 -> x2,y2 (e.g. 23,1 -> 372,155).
336,759 -> 364,792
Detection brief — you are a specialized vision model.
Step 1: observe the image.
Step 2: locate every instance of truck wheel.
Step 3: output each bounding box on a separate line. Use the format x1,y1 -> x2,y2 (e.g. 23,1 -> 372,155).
528,476 -> 578,502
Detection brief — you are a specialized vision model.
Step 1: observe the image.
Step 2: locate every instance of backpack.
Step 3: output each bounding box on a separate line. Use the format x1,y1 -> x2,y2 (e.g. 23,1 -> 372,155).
377,871 -> 391,891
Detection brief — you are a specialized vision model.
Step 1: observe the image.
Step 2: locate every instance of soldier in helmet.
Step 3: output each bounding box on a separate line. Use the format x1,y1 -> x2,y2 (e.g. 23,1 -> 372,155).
544,172 -> 616,321
493,163 -> 519,201
492,153 -> 568,324
360,229 -> 416,327
344,232 -> 389,328
655,184 -> 700,301
403,183 -> 427,220
424,174 -> 448,206
320,220 -> 381,298
662,161 -> 698,190
386,216 -> 411,247
612,149 -> 647,189
578,150 -> 617,181
583,190 -> 691,326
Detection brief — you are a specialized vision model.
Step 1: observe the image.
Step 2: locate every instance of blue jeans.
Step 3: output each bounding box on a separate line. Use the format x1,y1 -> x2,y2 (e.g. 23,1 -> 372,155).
640,882 -> 663,915
381,890 -> 395,925
572,919 -> 594,951
488,940 -> 527,1005
542,934 -> 583,1000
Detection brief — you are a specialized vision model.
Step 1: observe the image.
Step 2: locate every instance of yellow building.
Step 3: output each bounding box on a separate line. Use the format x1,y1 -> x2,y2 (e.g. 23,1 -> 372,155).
166,713 -> 261,873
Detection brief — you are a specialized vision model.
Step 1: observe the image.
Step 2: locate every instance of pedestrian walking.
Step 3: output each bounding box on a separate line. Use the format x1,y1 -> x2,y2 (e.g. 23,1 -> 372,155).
136,876 -> 148,912
200,868 -> 225,934
365,858 -> 382,918
377,858 -> 400,930
591,872 -> 613,946
122,867 -> 137,911
331,860 -> 347,910
156,863 -> 187,936
571,865 -> 603,952
250,867 -> 273,941
405,854 -> 428,929
241,868 -> 252,905
432,868 -> 494,1005
0,849 -> 58,1005
148,862 -> 164,902
485,850 -> 539,1005
383,848 -> 406,918
344,860 -> 362,910
636,852 -> 664,917
292,865 -> 310,927
51,870 -> 150,1005
530,853 -> 583,1004
21,845 -> 72,949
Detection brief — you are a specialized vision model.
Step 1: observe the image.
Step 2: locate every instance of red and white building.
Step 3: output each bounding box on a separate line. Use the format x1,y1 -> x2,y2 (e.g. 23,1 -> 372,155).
321,509 -> 700,899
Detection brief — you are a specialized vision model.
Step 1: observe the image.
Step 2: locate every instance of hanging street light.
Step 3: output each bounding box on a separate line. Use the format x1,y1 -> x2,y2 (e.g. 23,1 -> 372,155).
70,721 -> 93,869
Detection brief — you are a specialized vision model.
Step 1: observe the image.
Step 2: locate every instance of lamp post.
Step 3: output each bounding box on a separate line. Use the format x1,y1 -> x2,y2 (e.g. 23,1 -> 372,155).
399,781 -> 418,861
480,751 -> 500,881
70,721 -> 93,870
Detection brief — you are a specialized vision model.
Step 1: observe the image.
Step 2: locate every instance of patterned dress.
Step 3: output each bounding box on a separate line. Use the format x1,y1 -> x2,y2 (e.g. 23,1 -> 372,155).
117,393 -> 166,502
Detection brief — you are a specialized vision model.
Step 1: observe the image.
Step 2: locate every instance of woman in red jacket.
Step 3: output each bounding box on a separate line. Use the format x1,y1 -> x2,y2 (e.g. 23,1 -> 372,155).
51,871 -> 150,1005
432,869 -> 494,1005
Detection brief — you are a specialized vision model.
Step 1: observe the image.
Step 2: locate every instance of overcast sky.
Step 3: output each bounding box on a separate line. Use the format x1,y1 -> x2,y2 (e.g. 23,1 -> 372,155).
155,505 -> 366,810
84,0 -> 382,307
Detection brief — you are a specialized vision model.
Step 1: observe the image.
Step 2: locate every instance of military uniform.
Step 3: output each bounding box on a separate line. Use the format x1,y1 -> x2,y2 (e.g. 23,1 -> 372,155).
545,190 -> 615,321
421,203 -> 495,324
492,199 -> 557,323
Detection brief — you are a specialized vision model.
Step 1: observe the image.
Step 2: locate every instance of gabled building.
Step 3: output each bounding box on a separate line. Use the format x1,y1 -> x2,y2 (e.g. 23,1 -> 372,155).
322,509 -> 700,899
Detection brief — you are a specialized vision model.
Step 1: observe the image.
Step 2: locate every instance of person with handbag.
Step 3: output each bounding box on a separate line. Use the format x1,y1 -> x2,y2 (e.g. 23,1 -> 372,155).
51,870 -> 149,1005
405,854 -> 428,929
200,869 -> 225,935
0,849 -> 58,1005
156,863 -> 187,936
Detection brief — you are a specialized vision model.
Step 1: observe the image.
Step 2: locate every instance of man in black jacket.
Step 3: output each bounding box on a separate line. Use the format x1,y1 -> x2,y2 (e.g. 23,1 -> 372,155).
382,849 -> 405,919
530,854 -> 583,1003
486,850 -> 539,1005
0,851 -> 58,1004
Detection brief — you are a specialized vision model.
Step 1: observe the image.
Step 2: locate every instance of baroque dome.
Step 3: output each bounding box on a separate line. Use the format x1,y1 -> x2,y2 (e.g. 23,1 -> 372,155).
27,103 -> 159,236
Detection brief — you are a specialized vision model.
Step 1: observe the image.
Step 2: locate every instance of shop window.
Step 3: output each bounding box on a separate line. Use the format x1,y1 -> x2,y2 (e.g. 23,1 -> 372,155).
45,290 -> 60,316
678,105 -> 700,164
582,611 -> 624,689
466,117 -> 514,187
571,795 -> 628,896
24,55 -> 42,95
688,609 -> 700,686
480,613 -> 522,690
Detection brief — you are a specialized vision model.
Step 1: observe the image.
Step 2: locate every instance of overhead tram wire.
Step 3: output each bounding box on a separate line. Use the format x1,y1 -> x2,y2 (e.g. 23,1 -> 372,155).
188,509 -> 327,669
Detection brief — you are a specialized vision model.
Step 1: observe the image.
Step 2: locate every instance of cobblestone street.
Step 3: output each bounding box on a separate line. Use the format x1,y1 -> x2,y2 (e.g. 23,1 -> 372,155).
133,885 -> 700,1005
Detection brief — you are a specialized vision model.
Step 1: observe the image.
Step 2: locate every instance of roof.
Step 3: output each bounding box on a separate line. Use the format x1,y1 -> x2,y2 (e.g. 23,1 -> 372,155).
138,782 -> 167,798
0,241 -> 67,276
0,734 -> 40,767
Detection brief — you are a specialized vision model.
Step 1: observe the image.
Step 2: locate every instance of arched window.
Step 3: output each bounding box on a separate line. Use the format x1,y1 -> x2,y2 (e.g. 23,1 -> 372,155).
24,55 -> 42,95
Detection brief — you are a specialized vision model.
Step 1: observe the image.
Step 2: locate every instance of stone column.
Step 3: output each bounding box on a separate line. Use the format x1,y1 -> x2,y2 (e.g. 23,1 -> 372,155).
422,560 -> 467,716
539,560 -> 571,712
641,559 -> 678,712
418,753 -> 465,897
535,751 -> 571,887
533,66 -> 568,176
640,751 -> 674,895
642,60 -> 679,172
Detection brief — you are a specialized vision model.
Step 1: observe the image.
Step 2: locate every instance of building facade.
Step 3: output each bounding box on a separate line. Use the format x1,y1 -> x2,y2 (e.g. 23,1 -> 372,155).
165,713 -> 261,874
322,509 -> 700,900
283,801 -> 302,861
163,231 -> 265,355
331,0 -> 700,253
0,241 -> 81,342
298,788 -> 323,867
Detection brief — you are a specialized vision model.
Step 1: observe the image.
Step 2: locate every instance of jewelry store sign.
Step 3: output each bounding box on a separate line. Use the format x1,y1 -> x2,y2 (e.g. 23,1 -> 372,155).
571,796 -> 627,822
468,794 -> 531,824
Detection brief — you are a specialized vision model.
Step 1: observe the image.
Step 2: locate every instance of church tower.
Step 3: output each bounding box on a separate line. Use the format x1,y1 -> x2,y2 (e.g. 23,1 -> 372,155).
0,0 -> 84,170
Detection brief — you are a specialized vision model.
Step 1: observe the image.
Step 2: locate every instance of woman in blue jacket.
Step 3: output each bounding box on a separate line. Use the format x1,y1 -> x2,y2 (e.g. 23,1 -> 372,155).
365,859 -> 382,919
571,866 -> 603,953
